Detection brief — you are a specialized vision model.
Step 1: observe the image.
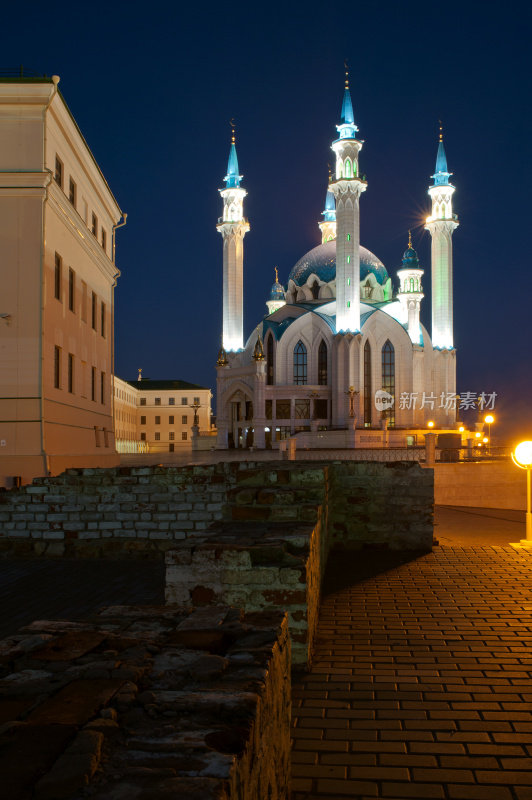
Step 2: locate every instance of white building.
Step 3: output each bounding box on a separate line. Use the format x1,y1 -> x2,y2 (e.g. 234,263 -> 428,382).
216,75 -> 459,450
113,376 -> 213,454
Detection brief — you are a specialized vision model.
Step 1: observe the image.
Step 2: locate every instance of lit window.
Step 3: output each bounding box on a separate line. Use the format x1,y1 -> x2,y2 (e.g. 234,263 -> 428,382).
347,301 -> 350,308
381,339 -> 395,426
364,340 -> 372,427
347,255 -> 350,263
347,234 -> 351,241
347,278 -> 350,285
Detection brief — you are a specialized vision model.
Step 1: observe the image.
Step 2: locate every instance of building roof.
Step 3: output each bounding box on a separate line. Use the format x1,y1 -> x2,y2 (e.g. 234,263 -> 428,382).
125,379 -> 210,391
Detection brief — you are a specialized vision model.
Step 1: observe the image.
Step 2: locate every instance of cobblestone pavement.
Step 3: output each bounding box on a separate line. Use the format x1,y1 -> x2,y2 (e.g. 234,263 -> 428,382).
292,546 -> 532,800
0,559 -> 165,639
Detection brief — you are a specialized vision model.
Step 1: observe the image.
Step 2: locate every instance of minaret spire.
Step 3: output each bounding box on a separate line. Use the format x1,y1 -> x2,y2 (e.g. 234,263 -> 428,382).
329,65 -> 367,332
217,121 -> 250,351
425,127 -> 459,350
318,168 -> 337,243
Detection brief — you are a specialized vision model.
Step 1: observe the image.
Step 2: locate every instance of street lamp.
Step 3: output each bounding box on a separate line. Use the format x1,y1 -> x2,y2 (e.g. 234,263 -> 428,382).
427,420 -> 434,429
512,441 -> 532,542
484,414 -> 495,452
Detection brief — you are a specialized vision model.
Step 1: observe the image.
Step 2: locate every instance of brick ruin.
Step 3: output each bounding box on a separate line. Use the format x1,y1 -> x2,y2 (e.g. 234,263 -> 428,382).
0,460 -> 433,797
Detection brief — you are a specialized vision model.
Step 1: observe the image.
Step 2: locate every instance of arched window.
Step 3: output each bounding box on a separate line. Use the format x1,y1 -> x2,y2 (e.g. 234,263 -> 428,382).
381,339 -> 395,426
410,277 -> 415,292
293,340 -> 307,385
318,340 -> 328,385
364,340 -> 372,427
266,334 -> 274,386
344,158 -> 352,178
311,280 -> 320,300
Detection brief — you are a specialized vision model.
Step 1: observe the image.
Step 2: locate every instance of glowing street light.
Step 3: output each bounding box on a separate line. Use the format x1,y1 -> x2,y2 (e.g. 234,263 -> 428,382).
483,437 -> 488,444
512,441 -> 532,542
427,420 -> 434,429
484,414 -> 495,452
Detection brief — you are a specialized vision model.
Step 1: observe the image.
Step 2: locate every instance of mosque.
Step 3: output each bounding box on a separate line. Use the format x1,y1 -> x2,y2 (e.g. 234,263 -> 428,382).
215,74 -> 459,450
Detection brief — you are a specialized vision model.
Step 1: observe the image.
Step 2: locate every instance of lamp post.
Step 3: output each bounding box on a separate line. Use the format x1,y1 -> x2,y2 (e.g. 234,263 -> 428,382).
484,414 -> 494,454
512,441 -> 532,542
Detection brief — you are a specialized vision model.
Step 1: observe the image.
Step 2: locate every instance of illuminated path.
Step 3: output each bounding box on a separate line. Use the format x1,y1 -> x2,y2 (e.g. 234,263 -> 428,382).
292,546 -> 532,800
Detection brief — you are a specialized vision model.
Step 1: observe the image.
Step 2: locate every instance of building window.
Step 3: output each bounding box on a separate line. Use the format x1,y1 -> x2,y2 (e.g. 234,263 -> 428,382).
266,334 -> 274,385
68,268 -> 75,312
54,253 -> 62,300
169,415 -> 174,424
265,399 -> 272,420
193,396 -> 200,404
100,372 -> 105,405
182,415 -> 187,424
364,340 -> 372,427
169,444 -> 174,452
276,399 -> 291,419
92,213 -> 98,237
81,281 -> 87,322
155,398 -> 161,406
92,292 -> 97,330
181,397 -> 188,405
101,229 -> 106,252
169,397 -> 175,405
91,367 -> 96,401
295,399 -> 310,419
276,426 -> 291,441
155,416 -> 161,425
182,432 -> 187,441
293,340 -> 307,385
381,339 -> 395,427
54,346 -> 61,389
140,398 -> 146,406
318,340 -> 327,385
140,432 -> 146,441
169,432 -> 175,441
68,353 -> 74,393
101,302 -> 106,338
314,398 -> 328,418
154,432 -> 160,441
69,178 -> 76,207
140,416 -> 146,425
54,156 -> 63,188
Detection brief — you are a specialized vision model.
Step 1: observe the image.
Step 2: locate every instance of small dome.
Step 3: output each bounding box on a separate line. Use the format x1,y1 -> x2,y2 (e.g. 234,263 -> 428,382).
288,240 -> 389,287
269,280 -> 285,300
401,246 -> 420,269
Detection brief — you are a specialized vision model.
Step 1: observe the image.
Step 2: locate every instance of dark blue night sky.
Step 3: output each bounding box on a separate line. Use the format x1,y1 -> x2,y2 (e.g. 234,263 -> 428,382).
4,0 -> 531,442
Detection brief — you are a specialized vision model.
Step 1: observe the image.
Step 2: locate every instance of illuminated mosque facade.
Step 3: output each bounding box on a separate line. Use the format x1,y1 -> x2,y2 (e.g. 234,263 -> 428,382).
215,75 -> 459,450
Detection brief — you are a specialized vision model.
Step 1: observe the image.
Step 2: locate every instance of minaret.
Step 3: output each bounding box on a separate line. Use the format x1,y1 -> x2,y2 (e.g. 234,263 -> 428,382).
425,125 -> 458,349
329,64 -> 367,332
397,232 -> 424,345
318,171 -> 337,244
216,122 -> 250,351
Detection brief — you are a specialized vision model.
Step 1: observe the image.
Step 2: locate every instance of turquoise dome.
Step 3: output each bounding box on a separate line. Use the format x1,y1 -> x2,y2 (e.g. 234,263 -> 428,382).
269,280 -> 285,300
288,240 -> 388,287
